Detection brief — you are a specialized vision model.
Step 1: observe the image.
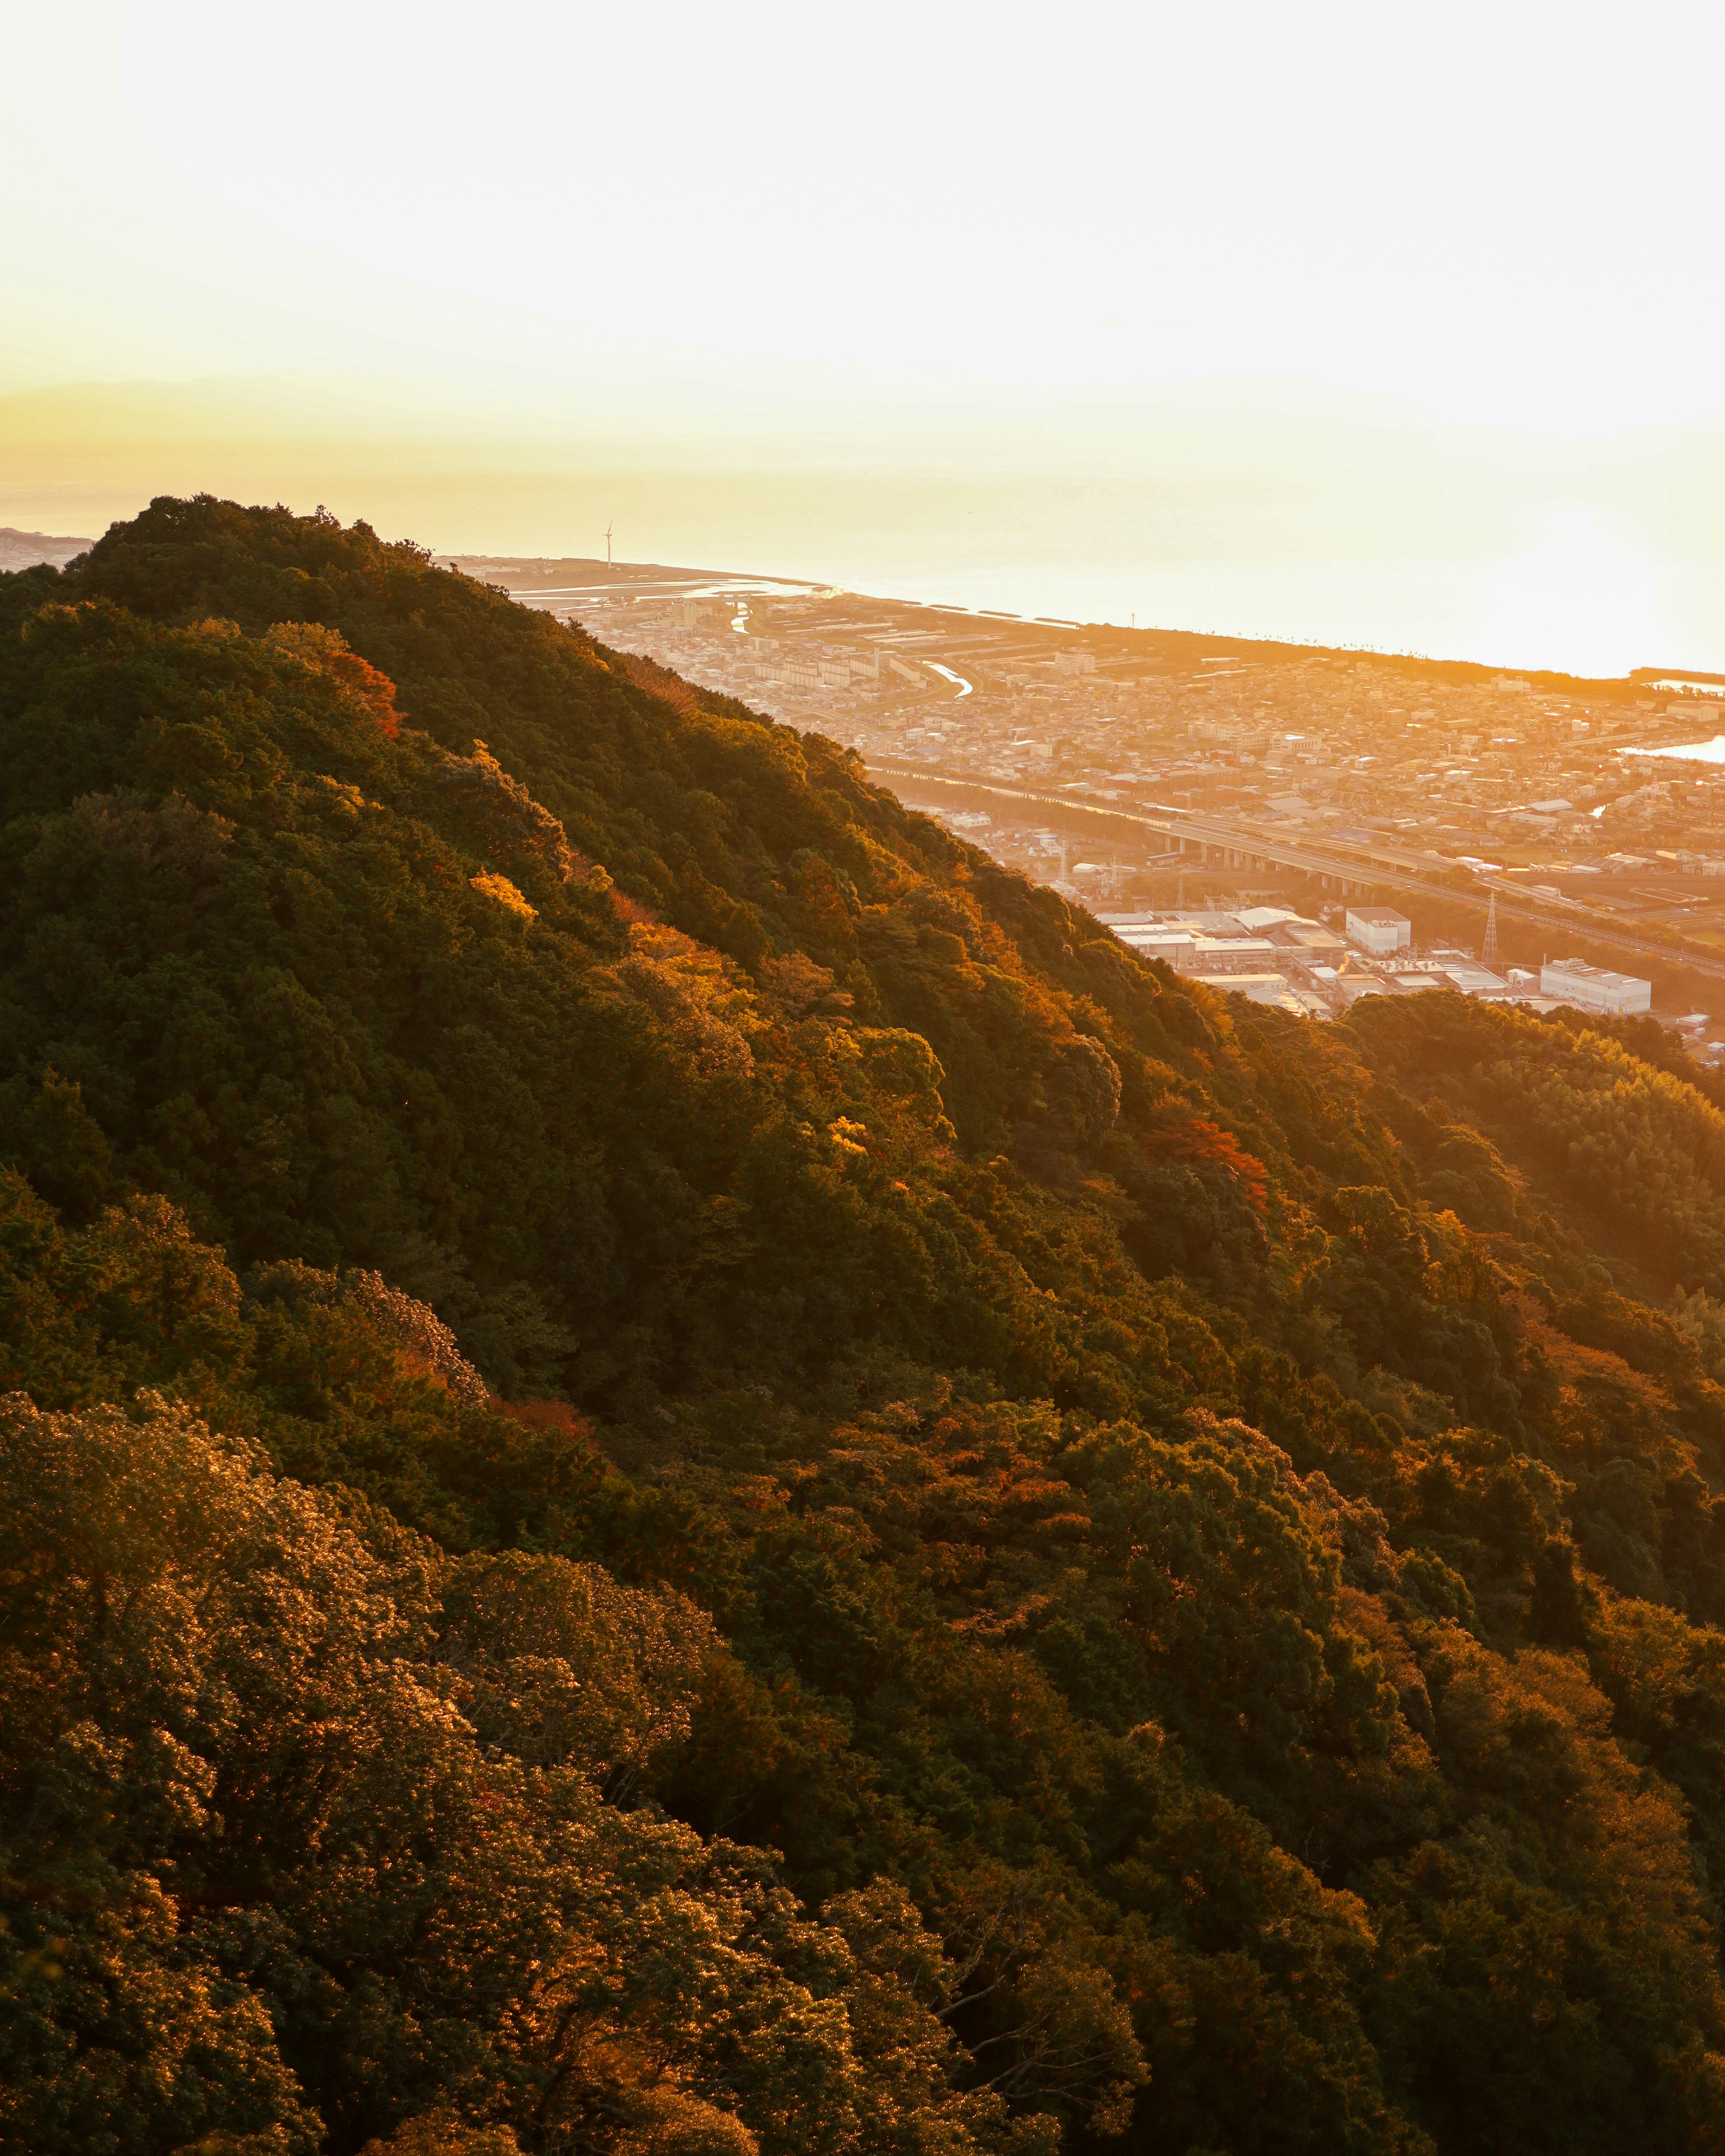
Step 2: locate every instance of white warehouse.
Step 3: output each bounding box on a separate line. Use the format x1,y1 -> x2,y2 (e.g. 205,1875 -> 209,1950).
1345,907 -> 1411,955
1539,959 -> 1652,1015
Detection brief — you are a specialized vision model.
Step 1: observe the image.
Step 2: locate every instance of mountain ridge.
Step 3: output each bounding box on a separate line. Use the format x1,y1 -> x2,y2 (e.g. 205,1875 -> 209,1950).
5,495 -> 1725,2156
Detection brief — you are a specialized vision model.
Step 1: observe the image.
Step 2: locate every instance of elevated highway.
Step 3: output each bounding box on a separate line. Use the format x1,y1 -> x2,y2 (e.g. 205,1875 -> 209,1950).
866,757 -> 1463,893
863,755 -> 1725,995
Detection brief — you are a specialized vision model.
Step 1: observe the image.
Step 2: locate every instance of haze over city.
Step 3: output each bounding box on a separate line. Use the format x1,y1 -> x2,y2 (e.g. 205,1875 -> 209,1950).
20,8 -> 1725,2151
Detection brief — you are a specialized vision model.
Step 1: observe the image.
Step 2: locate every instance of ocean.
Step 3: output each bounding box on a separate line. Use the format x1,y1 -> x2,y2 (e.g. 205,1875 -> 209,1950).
402,464 -> 1725,683
12,442 -> 1722,682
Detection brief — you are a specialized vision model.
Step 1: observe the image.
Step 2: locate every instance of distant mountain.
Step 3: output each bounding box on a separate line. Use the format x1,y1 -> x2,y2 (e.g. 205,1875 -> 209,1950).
0,523 -> 93,571
7,496 -> 1725,2156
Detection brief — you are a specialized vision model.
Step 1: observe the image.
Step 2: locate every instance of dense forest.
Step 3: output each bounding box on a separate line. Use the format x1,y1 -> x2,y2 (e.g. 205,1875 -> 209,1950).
5,497 -> 1725,2156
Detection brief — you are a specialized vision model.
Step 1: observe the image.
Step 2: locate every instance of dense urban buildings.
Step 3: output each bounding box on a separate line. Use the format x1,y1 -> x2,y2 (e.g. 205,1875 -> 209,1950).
457,552 -> 1725,1034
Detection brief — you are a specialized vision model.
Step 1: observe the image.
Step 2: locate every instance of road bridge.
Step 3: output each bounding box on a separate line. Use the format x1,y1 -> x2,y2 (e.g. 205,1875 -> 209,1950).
863,756 -> 1725,995
866,759 -> 1430,894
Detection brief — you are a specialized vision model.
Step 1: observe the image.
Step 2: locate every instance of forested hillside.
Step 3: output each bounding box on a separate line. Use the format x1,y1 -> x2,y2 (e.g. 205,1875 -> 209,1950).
5,496 -> 1725,2156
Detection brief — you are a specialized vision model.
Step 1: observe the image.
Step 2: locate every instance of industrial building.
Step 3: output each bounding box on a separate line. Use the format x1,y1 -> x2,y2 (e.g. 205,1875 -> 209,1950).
1095,906 -> 1575,1023
1539,959 -> 1652,1015
1345,906 -> 1412,955
1192,972 -> 1299,1009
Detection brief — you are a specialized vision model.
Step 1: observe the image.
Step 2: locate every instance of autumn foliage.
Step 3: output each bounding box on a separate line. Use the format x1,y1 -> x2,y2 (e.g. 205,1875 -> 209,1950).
4,499 -> 1725,2153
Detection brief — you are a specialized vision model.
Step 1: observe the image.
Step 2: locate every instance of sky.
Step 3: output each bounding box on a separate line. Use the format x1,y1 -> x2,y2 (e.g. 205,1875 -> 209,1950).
3,0 -> 1723,670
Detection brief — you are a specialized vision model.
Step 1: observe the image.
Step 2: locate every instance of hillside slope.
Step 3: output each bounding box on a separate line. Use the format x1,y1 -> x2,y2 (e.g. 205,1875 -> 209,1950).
5,497 -> 1725,2156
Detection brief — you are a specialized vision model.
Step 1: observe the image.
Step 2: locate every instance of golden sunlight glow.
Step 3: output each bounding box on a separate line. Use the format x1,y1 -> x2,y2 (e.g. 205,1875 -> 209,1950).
2,0 -> 1723,670
1480,515 -> 1672,683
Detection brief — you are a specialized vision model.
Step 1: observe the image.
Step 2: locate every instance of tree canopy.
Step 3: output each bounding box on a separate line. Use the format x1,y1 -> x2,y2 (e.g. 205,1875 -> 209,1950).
5,498 -> 1725,2155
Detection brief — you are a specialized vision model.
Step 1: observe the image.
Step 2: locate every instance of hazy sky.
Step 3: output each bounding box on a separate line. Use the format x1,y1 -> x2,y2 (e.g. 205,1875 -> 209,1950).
4,0 -> 1723,665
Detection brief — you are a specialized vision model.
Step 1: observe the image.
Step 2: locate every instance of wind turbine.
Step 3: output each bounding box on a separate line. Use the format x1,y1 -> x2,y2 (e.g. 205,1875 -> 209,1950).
605,521 -> 614,567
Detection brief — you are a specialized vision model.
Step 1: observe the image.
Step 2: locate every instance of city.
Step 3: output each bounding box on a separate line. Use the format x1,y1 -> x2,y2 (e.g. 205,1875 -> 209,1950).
12,4 -> 1725,2140
456,548 -> 1725,1041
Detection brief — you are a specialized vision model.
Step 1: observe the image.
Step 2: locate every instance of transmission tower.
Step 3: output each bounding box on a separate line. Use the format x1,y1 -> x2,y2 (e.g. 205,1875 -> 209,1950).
1482,891 -> 1500,969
